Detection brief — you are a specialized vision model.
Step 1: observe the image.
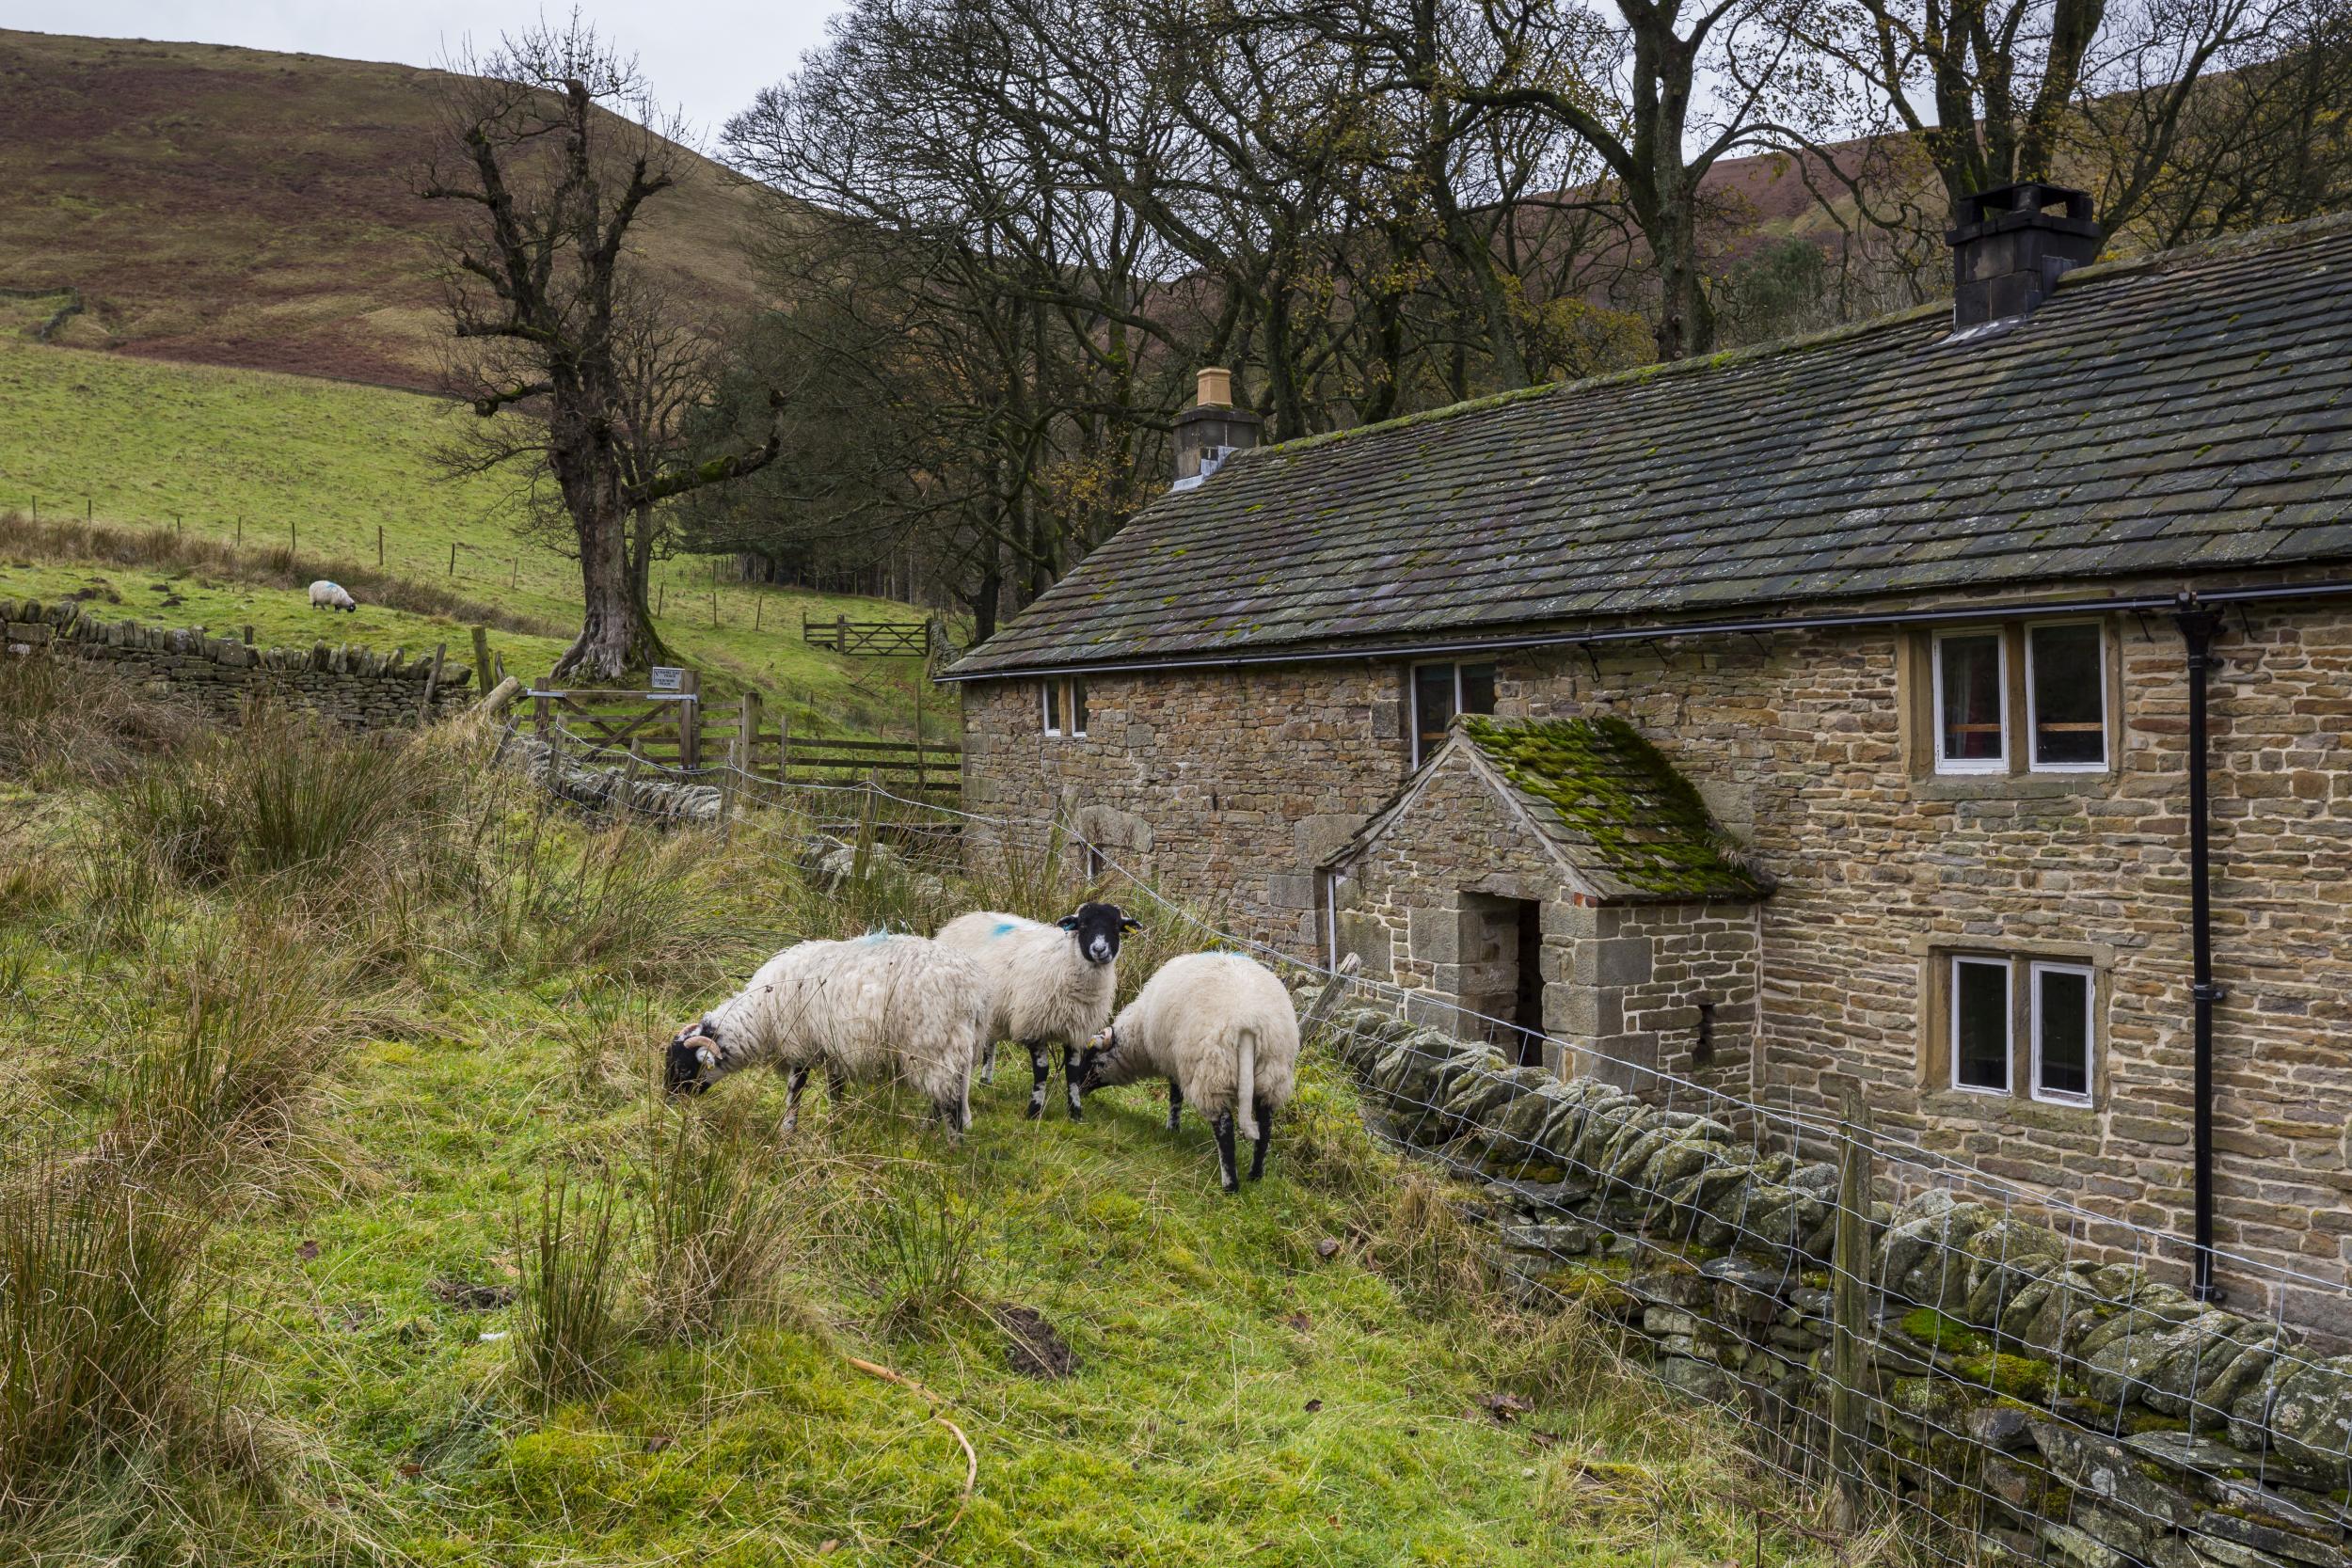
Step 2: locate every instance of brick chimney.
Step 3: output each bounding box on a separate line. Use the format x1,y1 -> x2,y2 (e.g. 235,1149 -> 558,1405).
1172,367 -> 1263,491
1947,182 -> 2104,334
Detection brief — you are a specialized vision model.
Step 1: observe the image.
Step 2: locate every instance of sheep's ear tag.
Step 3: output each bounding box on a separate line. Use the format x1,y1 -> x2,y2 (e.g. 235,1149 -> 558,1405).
1120,918 -> 1141,932
1057,916 -> 1080,931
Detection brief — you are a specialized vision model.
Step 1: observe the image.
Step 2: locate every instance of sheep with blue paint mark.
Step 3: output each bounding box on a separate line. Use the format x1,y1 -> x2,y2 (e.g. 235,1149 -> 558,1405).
308,579 -> 358,612
1073,951 -> 1299,1193
664,932 -> 987,1133
934,904 -> 1136,1119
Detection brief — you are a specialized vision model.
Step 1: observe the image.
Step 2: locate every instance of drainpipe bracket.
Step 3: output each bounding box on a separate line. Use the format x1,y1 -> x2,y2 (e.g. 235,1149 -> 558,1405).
2192,983 -> 2228,1003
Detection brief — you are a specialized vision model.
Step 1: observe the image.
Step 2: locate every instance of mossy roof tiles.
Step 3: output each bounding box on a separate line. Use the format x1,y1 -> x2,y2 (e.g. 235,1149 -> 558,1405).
949,215 -> 2352,678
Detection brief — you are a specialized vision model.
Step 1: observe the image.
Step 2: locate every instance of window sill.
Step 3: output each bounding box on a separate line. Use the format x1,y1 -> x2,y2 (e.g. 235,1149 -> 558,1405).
1916,1088 -> 2101,1126
1914,772 -> 2115,802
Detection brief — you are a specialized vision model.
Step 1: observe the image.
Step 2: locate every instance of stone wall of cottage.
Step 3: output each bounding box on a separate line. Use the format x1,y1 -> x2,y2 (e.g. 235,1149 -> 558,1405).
3,596 -> 475,728
961,664 -> 1411,949
958,601 -> 2352,1325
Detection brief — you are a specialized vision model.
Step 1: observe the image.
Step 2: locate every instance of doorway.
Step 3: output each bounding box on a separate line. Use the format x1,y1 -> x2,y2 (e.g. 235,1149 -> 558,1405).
1458,892 -> 1549,1068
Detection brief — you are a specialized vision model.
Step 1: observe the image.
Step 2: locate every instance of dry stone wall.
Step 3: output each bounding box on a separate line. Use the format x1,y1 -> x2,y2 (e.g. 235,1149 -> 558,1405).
1317,994 -> 2352,1568
3,596 -> 474,729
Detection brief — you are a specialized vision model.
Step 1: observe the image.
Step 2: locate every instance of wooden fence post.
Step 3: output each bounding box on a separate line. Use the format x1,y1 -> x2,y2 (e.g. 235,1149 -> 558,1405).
777,708 -> 790,782
678,669 -> 701,772
719,736 -> 739,828
1296,953 -> 1364,1054
470,626 -> 492,698
851,770 -> 880,882
1829,1089 -> 1875,1524
532,692 -> 550,741
376,524 -> 383,566
739,689 -> 763,789
419,641 -> 447,721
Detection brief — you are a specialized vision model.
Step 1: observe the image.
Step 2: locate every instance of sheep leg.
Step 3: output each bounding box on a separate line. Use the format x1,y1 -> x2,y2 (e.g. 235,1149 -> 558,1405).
1025,1042 -> 1049,1120
1248,1098 -> 1272,1181
827,1068 -> 849,1107
1062,1044 -> 1083,1120
978,1041 -> 996,1086
1166,1080 -> 1183,1132
1211,1113 -> 1239,1195
783,1067 -> 809,1133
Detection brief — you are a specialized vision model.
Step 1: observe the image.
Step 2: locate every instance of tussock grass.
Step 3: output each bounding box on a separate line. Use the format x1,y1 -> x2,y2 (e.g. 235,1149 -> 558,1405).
0,1152 -> 248,1531
0,647 -> 199,784
110,705 -> 428,887
849,1153 -> 996,1338
103,918 -> 357,1190
638,1097 -> 808,1341
512,1176 -> 630,1407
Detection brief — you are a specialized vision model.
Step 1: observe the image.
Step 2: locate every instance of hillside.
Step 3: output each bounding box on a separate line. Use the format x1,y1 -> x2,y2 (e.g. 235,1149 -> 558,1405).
0,28 -> 762,390
0,329 -> 944,739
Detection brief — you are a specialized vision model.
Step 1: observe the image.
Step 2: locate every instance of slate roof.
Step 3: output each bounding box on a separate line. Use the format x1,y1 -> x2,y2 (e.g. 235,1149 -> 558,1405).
1329,716 -> 1772,903
948,214 -> 2352,679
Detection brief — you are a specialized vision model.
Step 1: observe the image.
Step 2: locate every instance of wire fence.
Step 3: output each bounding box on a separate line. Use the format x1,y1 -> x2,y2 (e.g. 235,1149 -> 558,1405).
516,714 -> 2352,1568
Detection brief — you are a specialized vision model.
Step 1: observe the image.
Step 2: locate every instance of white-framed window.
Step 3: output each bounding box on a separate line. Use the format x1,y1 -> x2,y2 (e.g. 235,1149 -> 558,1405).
1949,955 -> 2012,1093
1932,630 -> 2009,774
2026,621 -> 2107,771
2029,961 -> 2096,1104
1409,660 -> 1497,767
1041,677 -> 1088,738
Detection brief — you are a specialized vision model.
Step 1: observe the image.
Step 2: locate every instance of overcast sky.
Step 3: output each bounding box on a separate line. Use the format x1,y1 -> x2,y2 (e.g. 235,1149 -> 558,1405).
0,2 -> 848,143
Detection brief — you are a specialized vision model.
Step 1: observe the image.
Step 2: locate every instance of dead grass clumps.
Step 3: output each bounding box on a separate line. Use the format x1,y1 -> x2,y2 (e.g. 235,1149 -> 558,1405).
0,650 -> 200,784
639,1099 -> 807,1341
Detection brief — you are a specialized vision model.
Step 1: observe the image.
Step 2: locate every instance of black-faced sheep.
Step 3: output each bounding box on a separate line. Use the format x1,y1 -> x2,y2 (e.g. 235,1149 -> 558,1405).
664,933 -> 988,1133
309,579 -> 358,612
1073,951 -> 1301,1192
933,904 -> 1136,1120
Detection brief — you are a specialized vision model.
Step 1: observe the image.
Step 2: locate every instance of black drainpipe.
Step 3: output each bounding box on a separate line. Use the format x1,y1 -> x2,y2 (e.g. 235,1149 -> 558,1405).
2174,593 -> 2225,1304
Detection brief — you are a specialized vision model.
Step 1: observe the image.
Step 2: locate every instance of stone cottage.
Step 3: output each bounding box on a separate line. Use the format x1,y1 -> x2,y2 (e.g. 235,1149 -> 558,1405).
943,184 -> 2352,1322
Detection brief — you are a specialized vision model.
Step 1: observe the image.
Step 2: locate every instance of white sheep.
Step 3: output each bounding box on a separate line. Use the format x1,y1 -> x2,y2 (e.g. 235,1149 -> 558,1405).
309,579 -> 358,613
665,933 -> 988,1133
1073,951 -> 1301,1193
934,903 -> 1136,1120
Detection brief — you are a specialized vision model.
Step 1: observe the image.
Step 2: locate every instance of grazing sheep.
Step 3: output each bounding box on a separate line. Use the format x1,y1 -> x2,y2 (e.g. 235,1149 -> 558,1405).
308,579 -> 358,612
664,933 -> 987,1133
1074,951 -> 1301,1193
934,904 -> 1136,1120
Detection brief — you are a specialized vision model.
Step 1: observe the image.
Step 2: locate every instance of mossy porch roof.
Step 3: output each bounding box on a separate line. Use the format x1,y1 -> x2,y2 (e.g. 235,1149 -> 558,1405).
1457,716 -> 1769,902
947,213 -> 2352,679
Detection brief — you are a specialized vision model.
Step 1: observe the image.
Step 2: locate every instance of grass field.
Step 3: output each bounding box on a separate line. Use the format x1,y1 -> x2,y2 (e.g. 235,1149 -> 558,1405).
0,668 -> 1864,1567
0,333 -> 948,739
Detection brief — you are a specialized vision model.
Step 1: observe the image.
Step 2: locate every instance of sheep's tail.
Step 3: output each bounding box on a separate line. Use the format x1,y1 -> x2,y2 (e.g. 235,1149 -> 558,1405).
1235,1024 -> 1260,1145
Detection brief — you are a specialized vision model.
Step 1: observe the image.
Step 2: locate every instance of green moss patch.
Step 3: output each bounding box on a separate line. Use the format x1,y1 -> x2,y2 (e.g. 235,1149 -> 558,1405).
1460,715 -> 1768,899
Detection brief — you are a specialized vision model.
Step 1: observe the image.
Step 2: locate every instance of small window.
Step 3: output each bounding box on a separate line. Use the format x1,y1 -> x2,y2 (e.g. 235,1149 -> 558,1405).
1950,957 -> 2011,1093
1410,660 -> 1498,766
2026,623 -> 2106,770
1041,678 -> 1087,738
2031,962 -> 2095,1104
1933,632 -> 2007,773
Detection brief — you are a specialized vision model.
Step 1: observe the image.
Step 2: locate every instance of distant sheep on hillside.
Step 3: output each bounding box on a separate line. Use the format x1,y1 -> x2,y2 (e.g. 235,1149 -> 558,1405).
309,579 -> 357,612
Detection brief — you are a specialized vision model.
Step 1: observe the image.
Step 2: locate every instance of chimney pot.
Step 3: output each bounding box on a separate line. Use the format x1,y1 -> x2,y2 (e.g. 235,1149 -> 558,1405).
1946,182 -> 2104,335
1172,366 -> 1261,491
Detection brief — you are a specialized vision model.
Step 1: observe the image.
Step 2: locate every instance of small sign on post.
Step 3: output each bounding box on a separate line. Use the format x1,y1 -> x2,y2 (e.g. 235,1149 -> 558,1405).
648,666 -> 686,693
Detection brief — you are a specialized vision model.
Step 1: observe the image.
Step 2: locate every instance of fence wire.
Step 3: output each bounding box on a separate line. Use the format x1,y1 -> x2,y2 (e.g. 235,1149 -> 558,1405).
516,714 -> 2352,1568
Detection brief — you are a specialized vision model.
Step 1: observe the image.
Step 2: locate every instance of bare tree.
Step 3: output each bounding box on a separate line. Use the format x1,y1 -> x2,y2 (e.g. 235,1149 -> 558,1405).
423,17 -> 782,679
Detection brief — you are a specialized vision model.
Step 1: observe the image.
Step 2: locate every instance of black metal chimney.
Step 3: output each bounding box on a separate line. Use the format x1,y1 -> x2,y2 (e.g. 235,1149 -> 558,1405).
1172,367 -> 1263,492
1946,182 -> 2105,332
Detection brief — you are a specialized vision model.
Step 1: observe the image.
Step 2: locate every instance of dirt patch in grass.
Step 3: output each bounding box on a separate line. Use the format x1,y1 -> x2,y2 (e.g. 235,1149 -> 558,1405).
995,1303 -> 1077,1379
